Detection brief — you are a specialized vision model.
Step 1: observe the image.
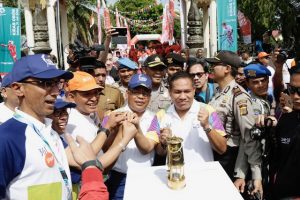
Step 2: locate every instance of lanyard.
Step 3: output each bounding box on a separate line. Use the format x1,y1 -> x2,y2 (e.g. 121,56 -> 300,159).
13,113 -> 72,200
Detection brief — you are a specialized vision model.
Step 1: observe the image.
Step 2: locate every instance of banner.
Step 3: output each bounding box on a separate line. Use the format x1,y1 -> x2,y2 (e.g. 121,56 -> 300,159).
0,7 -> 21,73
238,10 -> 251,44
217,0 -> 237,52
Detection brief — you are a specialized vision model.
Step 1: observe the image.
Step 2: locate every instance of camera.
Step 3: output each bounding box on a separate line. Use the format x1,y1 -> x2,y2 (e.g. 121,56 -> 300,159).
67,40 -> 105,65
246,181 -> 262,200
250,118 -> 274,140
277,50 -> 289,63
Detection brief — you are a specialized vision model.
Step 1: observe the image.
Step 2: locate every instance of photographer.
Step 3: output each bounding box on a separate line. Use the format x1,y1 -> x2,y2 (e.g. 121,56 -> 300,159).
234,63 -> 277,200
270,62 -> 300,200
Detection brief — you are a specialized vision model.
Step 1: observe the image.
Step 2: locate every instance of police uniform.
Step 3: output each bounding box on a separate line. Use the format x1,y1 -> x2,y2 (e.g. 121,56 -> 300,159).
113,58 -> 138,100
206,51 -> 261,180
97,84 -> 125,121
234,64 -> 272,180
144,54 -> 172,113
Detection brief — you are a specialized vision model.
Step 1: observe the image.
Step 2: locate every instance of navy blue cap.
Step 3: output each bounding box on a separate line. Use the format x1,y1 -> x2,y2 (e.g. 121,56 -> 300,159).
117,58 -> 138,70
54,99 -> 76,110
1,73 -> 13,88
128,74 -> 152,90
244,63 -> 271,79
11,54 -> 73,82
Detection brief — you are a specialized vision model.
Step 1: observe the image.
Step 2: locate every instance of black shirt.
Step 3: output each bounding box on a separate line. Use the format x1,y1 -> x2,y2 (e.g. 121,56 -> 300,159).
271,110 -> 300,199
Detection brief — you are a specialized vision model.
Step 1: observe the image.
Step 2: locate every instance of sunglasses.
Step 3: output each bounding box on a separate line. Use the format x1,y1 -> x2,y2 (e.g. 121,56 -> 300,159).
287,84 -> 300,96
189,72 -> 205,78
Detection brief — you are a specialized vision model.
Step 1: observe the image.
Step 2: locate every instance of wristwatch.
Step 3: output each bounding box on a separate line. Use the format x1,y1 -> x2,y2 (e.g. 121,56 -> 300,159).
82,159 -> 104,171
204,126 -> 212,134
97,126 -> 110,137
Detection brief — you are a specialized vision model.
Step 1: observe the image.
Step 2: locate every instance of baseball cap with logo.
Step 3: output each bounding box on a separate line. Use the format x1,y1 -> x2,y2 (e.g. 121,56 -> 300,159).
67,71 -> 102,91
144,54 -> 166,68
11,54 -> 73,82
205,50 -> 241,68
128,74 -> 152,90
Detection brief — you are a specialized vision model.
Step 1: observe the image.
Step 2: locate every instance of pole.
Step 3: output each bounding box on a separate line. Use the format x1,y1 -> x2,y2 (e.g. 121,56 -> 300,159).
179,0 -> 187,49
97,0 -> 102,44
56,0 -> 64,69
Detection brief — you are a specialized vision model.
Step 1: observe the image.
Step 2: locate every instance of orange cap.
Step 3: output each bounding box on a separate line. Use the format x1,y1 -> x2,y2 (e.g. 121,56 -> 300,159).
258,52 -> 270,59
67,71 -> 101,92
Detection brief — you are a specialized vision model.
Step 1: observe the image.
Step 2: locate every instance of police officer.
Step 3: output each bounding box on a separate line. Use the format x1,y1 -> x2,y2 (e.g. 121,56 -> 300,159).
164,53 -> 185,87
143,54 -> 172,113
206,51 -> 262,194
234,63 -> 277,199
113,58 -> 138,100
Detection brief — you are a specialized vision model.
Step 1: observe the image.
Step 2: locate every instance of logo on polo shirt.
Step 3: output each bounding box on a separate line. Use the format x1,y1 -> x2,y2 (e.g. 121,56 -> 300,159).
45,152 -> 55,167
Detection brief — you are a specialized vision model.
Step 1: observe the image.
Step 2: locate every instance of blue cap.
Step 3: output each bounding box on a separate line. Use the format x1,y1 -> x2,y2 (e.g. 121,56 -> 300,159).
117,58 -> 138,70
128,74 -> 152,90
11,54 -> 73,82
1,73 -> 13,88
244,63 -> 271,79
54,99 -> 76,110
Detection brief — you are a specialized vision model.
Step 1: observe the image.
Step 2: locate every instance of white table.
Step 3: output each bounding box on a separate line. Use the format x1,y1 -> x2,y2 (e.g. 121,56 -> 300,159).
124,162 -> 243,200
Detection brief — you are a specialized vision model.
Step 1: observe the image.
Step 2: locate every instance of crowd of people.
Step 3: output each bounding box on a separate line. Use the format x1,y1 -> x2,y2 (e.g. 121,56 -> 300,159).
0,28 -> 299,200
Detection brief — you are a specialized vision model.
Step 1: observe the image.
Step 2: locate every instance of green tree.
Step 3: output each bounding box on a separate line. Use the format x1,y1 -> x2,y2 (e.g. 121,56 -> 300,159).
111,0 -> 180,38
238,0 -> 298,50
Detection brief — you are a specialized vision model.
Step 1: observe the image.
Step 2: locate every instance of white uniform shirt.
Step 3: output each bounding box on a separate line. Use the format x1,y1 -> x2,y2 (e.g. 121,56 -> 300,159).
0,109 -> 71,200
159,100 -> 226,164
0,102 -> 14,124
66,108 -> 99,143
112,105 -> 158,174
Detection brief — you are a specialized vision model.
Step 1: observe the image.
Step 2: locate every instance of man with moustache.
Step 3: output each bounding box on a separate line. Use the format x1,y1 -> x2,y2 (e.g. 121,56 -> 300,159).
187,57 -> 215,103
206,51 -> 263,196
113,58 -> 138,100
104,74 -> 162,200
0,54 -> 74,199
143,54 -> 172,113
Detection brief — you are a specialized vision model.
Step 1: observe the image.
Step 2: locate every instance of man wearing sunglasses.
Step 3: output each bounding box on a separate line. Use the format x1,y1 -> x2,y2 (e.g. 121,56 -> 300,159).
187,57 -> 215,103
269,63 -> 300,200
0,54 -> 74,200
206,51 -> 262,196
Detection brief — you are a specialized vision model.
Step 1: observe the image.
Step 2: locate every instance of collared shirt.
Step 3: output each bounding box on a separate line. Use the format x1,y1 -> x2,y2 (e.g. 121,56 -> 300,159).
148,83 -> 172,113
0,102 -> 14,124
159,100 -> 226,164
66,108 -> 99,143
106,105 -> 159,174
0,109 -> 71,200
112,81 -> 128,100
97,84 -> 125,121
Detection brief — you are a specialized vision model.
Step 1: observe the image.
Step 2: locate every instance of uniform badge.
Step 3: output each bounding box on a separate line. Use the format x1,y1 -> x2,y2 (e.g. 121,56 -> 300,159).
155,57 -> 161,62
247,70 -> 256,77
45,152 -> 55,167
167,58 -> 173,64
238,104 -> 248,116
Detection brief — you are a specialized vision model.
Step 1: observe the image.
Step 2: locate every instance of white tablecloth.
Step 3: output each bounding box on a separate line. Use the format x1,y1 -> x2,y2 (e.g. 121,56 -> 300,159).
124,161 -> 243,200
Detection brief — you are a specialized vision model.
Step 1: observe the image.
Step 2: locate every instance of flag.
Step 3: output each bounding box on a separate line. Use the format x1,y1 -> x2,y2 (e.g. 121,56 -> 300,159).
102,0 -> 111,29
116,8 -> 121,27
97,0 -> 102,44
238,10 -> 251,44
161,4 -> 170,44
124,19 -> 131,46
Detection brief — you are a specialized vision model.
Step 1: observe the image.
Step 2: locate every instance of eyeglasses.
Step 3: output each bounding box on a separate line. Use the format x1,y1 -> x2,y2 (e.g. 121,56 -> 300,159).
129,89 -> 151,97
189,72 -> 205,78
53,108 -> 71,118
22,80 -> 60,90
287,84 -> 300,96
